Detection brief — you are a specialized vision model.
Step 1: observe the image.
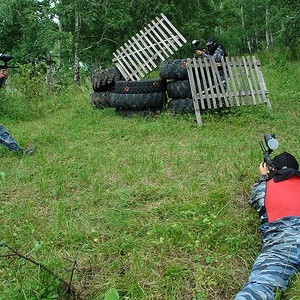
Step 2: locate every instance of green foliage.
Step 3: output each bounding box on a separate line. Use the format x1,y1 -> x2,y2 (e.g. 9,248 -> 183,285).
0,0 -> 299,82
0,63 -> 90,121
104,288 -> 119,300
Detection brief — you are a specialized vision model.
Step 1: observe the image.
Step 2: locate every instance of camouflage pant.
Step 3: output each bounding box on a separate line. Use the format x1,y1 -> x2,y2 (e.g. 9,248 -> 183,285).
235,217 -> 300,300
0,124 -> 20,151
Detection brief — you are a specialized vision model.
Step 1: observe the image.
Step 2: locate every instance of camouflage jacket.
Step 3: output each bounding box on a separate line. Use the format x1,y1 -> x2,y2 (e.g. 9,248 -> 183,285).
201,45 -> 226,62
248,174 -> 268,224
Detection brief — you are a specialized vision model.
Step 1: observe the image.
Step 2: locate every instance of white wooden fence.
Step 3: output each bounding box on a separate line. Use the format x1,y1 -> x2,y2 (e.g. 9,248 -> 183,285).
112,13 -> 187,81
186,56 -> 272,125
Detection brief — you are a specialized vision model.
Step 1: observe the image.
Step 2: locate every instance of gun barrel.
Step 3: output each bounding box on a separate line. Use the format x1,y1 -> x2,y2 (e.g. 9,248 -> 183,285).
259,140 -> 274,168
0,65 -> 19,69
259,141 -> 266,152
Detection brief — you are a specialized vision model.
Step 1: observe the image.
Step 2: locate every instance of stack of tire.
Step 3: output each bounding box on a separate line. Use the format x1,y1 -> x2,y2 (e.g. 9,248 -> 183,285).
90,67 -> 124,109
159,59 -> 195,115
110,78 -> 167,117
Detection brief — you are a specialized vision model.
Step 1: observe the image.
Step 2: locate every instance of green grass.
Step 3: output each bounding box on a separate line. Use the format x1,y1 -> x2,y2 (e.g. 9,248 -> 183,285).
0,60 -> 300,299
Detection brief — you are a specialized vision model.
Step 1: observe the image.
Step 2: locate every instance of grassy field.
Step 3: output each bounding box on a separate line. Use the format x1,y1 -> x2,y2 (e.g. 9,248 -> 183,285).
0,59 -> 300,300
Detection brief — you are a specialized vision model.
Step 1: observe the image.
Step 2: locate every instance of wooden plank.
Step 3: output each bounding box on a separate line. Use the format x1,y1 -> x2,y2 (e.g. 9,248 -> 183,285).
160,13 -> 187,45
151,23 -> 174,55
242,56 -> 256,105
186,58 -> 202,125
200,59 -> 211,108
145,20 -> 168,56
221,56 -> 234,107
187,55 -> 271,125
123,41 -> 146,78
155,17 -> 180,51
253,57 -> 268,104
144,24 -> 169,57
203,58 -> 217,109
198,59 -> 211,109
133,33 -> 157,67
118,33 -> 157,80
125,39 -> 154,73
114,28 -> 166,81
113,47 -> 141,81
246,56 -> 262,104
227,57 -> 240,106
193,58 -> 206,110
114,60 -> 130,80
112,13 -> 187,80
225,57 -> 240,106
231,58 -> 241,106
231,57 -> 244,103
211,58 -> 229,107
237,56 -> 251,104
131,34 -> 156,70
150,19 -> 175,54
209,59 -> 222,107
138,30 -> 164,61
113,49 -> 135,80
120,43 -> 142,79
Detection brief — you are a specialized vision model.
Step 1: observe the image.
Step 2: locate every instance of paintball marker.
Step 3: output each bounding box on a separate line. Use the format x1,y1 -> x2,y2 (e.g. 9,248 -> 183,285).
0,53 -> 19,69
191,39 -> 206,52
259,134 -> 279,173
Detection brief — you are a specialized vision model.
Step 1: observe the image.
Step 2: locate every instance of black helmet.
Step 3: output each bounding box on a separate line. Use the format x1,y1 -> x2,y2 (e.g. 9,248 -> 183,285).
205,37 -> 217,54
206,37 -> 216,46
273,152 -> 299,170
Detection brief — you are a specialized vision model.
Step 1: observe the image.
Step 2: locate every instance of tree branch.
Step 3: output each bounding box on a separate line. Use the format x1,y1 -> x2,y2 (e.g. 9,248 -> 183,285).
0,242 -> 78,296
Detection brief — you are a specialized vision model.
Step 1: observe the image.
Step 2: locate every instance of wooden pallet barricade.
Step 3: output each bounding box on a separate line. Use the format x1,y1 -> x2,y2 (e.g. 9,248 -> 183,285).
186,56 -> 272,125
112,13 -> 187,81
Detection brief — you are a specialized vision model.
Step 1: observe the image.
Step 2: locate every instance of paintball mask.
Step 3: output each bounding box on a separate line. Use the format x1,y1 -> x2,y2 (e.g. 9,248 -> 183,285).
206,38 -> 217,53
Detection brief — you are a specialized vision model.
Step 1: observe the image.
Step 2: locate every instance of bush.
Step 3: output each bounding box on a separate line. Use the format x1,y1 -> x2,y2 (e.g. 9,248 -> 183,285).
0,63 -> 90,122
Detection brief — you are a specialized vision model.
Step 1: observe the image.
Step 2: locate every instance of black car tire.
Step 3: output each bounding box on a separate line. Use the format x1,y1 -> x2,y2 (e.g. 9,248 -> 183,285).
90,91 -> 114,109
167,99 -> 195,114
91,67 -> 124,92
110,92 -> 167,110
159,59 -> 188,80
115,78 -> 166,94
167,80 -> 192,99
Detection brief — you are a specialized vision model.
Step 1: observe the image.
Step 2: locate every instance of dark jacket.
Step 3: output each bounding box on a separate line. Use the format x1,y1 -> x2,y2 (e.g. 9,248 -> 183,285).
0,77 -> 5,88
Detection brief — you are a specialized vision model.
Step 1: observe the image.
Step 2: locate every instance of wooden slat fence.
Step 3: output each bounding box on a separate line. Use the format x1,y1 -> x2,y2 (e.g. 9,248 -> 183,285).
186,56 -> 272,125
112,13 -> 187,81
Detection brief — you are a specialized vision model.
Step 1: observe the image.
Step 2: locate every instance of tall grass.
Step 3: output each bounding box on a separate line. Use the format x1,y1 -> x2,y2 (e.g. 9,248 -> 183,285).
0,59 -> 299,300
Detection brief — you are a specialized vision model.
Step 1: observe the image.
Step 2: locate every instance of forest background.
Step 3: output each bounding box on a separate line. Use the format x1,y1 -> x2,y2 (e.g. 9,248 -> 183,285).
0,0 -> 300,300
0,0 -> 299,86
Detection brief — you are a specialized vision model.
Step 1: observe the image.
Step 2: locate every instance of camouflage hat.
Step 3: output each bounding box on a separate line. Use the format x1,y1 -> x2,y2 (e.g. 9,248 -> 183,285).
273,152 -> 299,170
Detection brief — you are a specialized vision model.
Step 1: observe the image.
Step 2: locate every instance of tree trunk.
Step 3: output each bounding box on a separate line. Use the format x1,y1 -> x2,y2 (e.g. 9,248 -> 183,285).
240,4 -> 251,53
45,51 -> 52,86
54,21 -> 62,84
74,10 -> 81,85
265,6 -> 270,49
